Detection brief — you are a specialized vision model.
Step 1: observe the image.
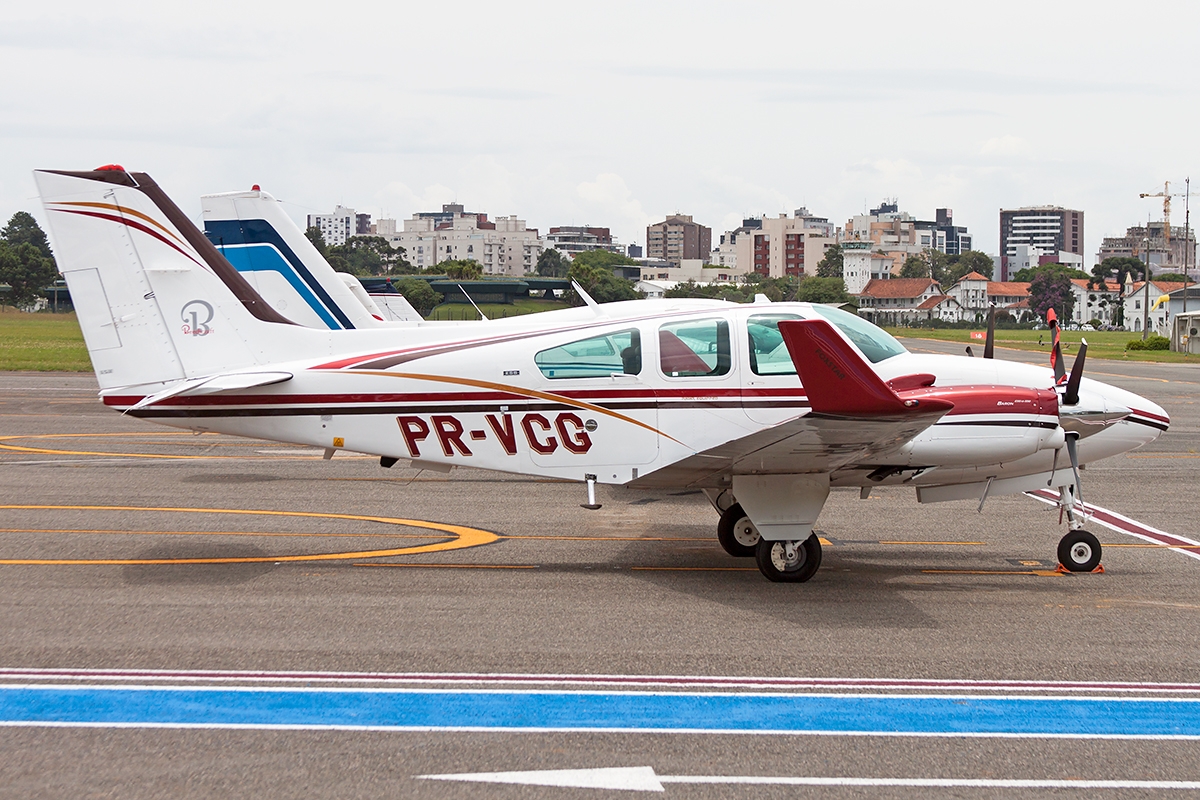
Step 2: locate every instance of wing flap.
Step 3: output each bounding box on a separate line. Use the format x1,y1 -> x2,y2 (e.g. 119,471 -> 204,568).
125,370 -> 293,410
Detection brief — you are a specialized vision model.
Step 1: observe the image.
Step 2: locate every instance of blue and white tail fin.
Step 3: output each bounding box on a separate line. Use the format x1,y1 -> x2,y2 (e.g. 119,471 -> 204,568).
200,188 -> 421,328
34,168 -> 321,394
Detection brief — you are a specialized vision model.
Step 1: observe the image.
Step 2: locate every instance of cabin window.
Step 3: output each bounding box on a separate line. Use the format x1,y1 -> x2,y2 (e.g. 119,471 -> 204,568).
810,305 -> 906,363
747,314 -> 802,375
535,329 -> 641,379
659,319 -> 730,377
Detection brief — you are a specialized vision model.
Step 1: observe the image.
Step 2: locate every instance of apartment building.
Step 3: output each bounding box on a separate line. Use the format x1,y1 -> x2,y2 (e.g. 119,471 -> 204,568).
647,214 -> 712,267
545,226 -> 623,260
735,210 -> 835,279
380,205 -> 543,276
999,206 -> 1083,280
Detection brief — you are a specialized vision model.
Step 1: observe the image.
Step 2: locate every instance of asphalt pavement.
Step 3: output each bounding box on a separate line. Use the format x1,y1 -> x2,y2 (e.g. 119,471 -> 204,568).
0,354 -> 1197,799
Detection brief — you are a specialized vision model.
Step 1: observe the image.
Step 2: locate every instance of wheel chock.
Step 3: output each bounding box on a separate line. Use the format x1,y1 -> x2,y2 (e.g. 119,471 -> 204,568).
1054,562 -> 1105,574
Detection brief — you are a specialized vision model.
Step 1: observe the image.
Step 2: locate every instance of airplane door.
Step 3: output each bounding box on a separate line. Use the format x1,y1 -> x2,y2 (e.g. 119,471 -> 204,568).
742,312 -> 807,426
526,327 -> 659,483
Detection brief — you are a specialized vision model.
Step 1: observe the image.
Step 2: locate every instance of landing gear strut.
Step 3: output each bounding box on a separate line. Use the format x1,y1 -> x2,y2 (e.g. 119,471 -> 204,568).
1054,485 -> 1102,572
1057,529 -> 1102,572
716,503 -> 759,558
755,535 -> 822,583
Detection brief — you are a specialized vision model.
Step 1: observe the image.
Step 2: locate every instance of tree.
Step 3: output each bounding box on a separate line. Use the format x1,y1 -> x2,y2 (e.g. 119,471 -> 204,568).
793,276 -> 850,304
2,212 -> 53,258
565,261 -> 641,305
899,254 -> 930,278
391,277 -> 443,316
0,241 -> 58,310
304,226 -> 329,259
1028,266 -> 1075,321
943,250 -> 994,284
0,213 -> 58,310
535,248 -> 568,277
570,249 -> 639,269
815,244 -> 843,278
1013,263 -> 1087,282
441,259 -> 483,280
326,236 -> 410,276
1094,256 -> 1144,286
1152,272 -> 1188,283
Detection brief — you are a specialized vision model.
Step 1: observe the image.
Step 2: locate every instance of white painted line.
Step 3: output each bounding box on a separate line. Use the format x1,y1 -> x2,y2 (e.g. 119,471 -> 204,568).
1026,491 -> 1200,562
3,668 -> 1200,694
418,766 -> 1200,792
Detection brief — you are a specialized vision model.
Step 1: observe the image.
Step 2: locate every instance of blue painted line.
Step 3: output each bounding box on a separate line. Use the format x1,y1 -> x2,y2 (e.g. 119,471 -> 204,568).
2,688 -> 1200,737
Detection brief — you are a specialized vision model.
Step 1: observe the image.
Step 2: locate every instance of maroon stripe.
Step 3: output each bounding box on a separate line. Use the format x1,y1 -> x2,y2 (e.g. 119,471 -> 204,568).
52,208 -> 203,267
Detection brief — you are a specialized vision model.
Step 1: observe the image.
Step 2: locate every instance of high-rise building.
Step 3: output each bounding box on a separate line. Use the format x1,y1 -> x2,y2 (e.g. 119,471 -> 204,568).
735,210 -> 835,279
377,206 -> 542,276
647,214 -> 711,267
1097,221 -> 1195,273
307,205 -> 356,246
545,226 -> 623,260
935,209 -> 973,255
999,206 -> 1083,280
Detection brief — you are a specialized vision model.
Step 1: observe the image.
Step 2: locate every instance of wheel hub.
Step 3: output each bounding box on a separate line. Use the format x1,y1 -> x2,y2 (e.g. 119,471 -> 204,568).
771,541 -> 806,572
1070,542 -> 1093,564
733,518 -> 760,547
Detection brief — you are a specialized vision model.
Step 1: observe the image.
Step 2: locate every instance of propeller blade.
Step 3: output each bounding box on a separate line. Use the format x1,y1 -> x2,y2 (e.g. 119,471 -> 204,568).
965,346 -> 975,358
983,304 -> 995,359
1063,339 -> 1088,406
1065,434 -> 1083,503
1050,318 -> 1066,383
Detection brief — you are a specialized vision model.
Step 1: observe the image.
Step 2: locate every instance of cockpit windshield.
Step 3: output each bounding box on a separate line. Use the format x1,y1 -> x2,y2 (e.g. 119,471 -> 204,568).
809,305 -> 907,363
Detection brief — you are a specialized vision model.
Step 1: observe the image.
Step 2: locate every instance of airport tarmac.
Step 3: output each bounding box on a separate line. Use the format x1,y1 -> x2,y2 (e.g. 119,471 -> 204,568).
0,349 -> 1198,798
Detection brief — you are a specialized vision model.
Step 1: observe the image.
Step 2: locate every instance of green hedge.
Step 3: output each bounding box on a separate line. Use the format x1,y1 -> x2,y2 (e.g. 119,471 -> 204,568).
1126,335 -> 1169,351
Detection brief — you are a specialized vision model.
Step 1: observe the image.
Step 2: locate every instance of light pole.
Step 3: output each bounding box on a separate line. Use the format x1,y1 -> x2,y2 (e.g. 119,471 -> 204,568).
1142,236 -> 1151,339
1184,176 -> 1191,315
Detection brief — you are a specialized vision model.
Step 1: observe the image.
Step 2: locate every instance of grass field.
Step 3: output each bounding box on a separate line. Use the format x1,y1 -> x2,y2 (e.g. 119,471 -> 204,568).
0,311 -> 91,371
426,298 -> 572,320
0,310 -> 1187,373
885,327 -> 1193,363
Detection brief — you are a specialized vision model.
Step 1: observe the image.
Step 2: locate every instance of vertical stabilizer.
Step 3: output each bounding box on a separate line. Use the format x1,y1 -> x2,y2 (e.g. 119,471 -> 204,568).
35,169 -> 301,393
201,188 -> 389,330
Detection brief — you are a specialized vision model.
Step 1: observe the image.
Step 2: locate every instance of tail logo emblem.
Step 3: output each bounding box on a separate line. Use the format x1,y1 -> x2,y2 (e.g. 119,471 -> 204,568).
181,300 -> 214,337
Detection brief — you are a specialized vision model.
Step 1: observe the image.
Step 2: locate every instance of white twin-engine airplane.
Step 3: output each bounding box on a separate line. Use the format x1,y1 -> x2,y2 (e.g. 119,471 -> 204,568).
35,167 -> 1170,583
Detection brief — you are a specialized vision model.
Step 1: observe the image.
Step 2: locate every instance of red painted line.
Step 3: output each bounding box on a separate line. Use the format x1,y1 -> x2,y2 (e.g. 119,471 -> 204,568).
2,669 -> 1200,694
1026,490 -> 1200,562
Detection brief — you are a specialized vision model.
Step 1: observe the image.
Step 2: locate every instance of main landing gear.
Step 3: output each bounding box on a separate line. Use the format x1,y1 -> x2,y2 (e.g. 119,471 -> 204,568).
716,503 -> 823,582
716,504 -> 760,558
755,535 -> 823,583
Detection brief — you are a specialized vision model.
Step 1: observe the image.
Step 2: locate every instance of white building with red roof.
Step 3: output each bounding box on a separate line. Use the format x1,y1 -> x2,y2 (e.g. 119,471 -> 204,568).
855,278 -> 945,324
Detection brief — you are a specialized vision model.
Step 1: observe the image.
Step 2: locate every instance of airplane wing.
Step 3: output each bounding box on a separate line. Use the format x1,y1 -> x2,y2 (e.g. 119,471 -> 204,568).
630,318 -> 954,489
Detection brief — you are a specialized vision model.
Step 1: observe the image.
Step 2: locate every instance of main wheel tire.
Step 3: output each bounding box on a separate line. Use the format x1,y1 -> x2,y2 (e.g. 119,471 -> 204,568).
755,534 -> 822,583
1057,529 -> 1102,572
717,503 -> 760,558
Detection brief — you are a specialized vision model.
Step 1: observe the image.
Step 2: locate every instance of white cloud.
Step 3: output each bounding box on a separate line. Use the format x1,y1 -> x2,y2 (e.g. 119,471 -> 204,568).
980,136 -> 1028,157
575,174 -> 652,240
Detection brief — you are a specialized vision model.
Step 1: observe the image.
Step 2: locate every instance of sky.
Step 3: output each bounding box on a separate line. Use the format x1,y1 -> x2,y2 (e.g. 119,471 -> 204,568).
3,1 -> 1199,262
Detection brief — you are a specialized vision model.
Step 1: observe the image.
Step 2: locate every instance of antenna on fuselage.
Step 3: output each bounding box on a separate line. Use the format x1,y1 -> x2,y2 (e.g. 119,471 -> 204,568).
572,280 -> 606,317
457,284 -> 489,321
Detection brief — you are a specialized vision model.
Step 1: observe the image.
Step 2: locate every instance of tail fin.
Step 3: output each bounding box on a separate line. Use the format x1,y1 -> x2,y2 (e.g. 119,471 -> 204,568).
200,188 -> 394,329
35,168 -> 304,393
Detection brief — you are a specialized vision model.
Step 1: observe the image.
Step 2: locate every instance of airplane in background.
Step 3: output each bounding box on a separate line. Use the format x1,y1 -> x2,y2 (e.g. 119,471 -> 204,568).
199,187 -> 423,327
35,166 -> 1170,582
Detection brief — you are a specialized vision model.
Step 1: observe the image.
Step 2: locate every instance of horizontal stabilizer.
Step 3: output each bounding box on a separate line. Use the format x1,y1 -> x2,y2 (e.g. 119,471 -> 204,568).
778,320 -> 953,417
127,371 -> 293,410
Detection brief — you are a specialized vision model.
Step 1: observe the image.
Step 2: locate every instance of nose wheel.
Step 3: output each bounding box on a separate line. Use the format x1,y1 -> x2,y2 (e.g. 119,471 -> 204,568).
755,534 -> 822,583
1057,530 -> 1102,572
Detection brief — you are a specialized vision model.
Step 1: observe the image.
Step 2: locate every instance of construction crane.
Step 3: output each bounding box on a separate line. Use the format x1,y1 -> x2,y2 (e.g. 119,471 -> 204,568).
1139,181 -> 1200,258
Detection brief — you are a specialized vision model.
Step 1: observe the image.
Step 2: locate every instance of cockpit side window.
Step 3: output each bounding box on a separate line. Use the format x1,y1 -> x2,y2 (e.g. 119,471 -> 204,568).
534,329 -> 641,379
659,319 -> 730,377
747,314 -> 802,375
